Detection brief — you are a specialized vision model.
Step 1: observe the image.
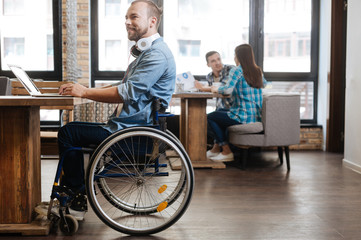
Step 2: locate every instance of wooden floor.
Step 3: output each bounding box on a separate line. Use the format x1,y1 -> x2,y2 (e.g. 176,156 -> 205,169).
2,150 -> 361,240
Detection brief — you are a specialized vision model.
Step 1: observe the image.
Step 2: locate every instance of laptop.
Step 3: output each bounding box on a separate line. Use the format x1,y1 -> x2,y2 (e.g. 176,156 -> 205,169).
176,71 -> 198,92
8,64 -> 71,97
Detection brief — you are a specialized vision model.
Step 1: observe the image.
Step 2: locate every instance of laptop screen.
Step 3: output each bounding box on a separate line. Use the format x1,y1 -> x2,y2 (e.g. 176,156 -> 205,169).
176,71 -> 196,92
8,64 -> 41,95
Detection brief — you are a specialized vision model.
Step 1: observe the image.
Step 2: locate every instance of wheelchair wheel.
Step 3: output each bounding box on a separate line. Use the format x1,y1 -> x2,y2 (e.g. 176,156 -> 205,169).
165,129 -> 182,144
59,214 -> 78,235
86,127 -> 194,235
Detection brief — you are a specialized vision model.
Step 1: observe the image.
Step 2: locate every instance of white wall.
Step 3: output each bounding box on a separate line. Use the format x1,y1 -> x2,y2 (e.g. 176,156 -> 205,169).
318,0 -> 332,150
343,0 -> 361,173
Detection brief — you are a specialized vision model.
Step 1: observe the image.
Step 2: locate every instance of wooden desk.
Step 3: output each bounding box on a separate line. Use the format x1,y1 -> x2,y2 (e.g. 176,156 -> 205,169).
0,96 -> 89,235
172,93 -> 225,169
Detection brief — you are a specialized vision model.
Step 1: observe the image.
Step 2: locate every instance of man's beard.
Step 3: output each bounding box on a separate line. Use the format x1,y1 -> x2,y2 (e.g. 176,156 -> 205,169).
128,27 -> 148,42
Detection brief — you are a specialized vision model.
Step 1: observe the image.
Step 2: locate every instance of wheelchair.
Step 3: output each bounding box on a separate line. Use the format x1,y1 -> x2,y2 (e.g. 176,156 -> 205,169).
47,99 -> 194,236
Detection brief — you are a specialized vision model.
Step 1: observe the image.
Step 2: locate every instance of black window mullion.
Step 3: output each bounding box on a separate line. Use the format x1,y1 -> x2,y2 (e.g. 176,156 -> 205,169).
249,0 -> 264,68
310,0 -> 320,79
90,0 -> 97,87
52,0 -> 63,81
153,0 -> 163,36
310,0 -> 320,124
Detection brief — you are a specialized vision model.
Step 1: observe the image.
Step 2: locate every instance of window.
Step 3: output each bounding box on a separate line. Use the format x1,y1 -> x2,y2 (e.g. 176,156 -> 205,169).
0,0 -> 62,123
105,0 -> 121,16
263,0 -> 311,72
0,0 -> 61,72
92,0 -> 131,81
178,40 -> 201,57
102,40 -> 122,70
3,0 -> 24,16
164,0 -> 249,75
47,34 -> 54,70
91,0 -> 319,123
4,37 -> 25,58
260,0 -> 319,123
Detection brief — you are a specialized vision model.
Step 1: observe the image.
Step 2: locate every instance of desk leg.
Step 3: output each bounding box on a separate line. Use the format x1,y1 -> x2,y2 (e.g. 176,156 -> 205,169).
0,106 -> 50,235
179,99 -> 225,169
179,99 -> 187,146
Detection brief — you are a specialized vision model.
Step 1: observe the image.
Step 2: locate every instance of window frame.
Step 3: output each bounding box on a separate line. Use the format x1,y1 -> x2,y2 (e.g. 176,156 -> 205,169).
250,0 -> 320,124
90,0 -> 320,124
0,0 -> 63,80
0,0 -> 63,126
90,0 -> 163,85
91,0 -> 123,83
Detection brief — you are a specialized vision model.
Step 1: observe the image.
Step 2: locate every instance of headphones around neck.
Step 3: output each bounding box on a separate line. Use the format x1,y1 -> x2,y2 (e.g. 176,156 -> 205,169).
130,33 -> 160,58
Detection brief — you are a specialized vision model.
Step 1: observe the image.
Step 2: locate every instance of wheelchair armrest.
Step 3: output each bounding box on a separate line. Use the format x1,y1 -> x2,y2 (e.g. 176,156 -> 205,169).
158,112 -> 174,118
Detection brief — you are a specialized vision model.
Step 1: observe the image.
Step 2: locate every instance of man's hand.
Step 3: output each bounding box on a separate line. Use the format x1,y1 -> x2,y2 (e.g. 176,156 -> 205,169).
59,83 -> 87,98
211,85 -> 219,93
194,80 -> 203,90
59,83 -> 122,103
194,80 -> 211,92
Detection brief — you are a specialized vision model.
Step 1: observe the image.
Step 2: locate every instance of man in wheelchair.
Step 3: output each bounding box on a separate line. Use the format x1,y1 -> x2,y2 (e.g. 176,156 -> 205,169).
57,0 -> 176,212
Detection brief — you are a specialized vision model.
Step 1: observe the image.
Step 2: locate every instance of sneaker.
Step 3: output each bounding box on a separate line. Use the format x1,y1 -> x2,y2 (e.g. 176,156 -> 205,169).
207,150 -> 219,159
70,193 -> 88,212
210,152 -> 234,162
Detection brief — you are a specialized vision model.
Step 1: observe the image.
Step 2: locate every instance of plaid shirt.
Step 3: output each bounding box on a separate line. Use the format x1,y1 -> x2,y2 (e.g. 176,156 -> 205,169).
206,64 -> 235,110
217,65 -> 266,124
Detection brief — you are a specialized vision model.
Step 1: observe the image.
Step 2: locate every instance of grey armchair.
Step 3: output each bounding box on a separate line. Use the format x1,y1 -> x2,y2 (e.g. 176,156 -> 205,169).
227,93 -> 300,170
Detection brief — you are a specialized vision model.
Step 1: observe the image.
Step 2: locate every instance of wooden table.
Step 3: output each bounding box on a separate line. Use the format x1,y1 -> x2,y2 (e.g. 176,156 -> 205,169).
0,96 -> 89,235
172,92 -> 225,169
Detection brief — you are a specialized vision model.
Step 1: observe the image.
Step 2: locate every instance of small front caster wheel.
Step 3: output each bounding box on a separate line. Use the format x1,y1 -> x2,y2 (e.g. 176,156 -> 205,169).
59,214 -> 79,235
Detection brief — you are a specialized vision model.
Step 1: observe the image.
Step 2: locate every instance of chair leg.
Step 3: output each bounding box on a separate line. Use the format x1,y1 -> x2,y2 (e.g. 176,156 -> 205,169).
277,146 -> 284,165
241,148 -> 248,170
227,148 -> 246,170
284,146 -> 290,171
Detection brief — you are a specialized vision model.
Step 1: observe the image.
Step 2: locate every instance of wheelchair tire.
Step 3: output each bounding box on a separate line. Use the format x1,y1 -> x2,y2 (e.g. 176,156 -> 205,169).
59,214 -> 78,235
93,128 -> 187,215
86,127 -> 194,235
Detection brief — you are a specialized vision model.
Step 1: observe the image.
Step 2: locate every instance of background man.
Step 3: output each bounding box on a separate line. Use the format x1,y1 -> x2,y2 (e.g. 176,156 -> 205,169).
195,51 -> 235,110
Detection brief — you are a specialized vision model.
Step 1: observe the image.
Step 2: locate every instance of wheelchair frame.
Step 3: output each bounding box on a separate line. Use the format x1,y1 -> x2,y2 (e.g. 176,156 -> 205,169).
47,100 -> 194,236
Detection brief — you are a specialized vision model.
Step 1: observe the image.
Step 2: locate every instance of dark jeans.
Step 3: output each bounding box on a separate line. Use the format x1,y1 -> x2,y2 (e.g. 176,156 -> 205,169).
207,109 -> 240,146
57,121 -> 112,190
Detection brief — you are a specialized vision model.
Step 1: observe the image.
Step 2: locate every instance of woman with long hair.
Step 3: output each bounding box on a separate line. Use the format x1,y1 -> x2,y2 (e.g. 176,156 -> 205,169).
207,44 -> 266,162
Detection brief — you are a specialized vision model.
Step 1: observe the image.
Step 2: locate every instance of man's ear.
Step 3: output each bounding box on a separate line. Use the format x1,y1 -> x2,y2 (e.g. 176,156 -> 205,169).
149,16 -> 157,28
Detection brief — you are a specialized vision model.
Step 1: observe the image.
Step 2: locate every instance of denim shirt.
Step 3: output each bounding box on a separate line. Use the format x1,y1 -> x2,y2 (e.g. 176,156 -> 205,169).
102,38 -> 176,132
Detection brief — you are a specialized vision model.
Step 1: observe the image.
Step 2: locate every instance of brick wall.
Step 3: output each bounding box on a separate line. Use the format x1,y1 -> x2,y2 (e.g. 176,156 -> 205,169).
62,0 -> 89,86
262,126 -> 323,151
290,126 -> 323,150
61,0 -> 90,123
295,126 -> 323,150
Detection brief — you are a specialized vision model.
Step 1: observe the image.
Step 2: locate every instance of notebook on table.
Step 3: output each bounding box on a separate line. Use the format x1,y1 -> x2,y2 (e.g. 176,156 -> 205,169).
8,64 -> 71,97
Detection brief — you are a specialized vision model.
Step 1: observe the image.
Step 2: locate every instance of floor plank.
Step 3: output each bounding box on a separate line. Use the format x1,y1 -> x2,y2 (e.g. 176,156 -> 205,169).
1,151 -> 361,240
